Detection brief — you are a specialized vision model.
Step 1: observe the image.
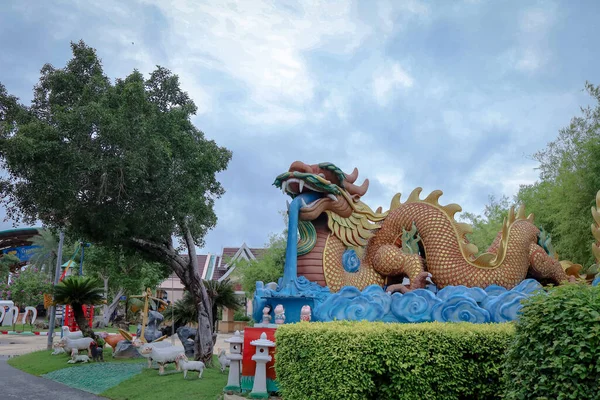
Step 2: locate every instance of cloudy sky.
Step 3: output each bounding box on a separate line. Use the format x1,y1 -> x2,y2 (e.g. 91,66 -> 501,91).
1,0 -> 599,255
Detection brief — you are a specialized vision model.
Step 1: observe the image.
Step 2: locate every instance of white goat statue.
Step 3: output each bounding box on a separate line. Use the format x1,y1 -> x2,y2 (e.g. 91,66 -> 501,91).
140,345 -> 185,375
134,340 -> 175,368
58,336 -> 94,357
217,348 -> 230,373
61,326 -> 84,339
51,342 -> 66,355
175,353 -> 205,379
22,306 -> 38,325
67,354 -> 90,364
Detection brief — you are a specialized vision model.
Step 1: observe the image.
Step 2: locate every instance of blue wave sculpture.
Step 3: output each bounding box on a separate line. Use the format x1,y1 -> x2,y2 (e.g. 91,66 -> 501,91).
254,278 -> 548,324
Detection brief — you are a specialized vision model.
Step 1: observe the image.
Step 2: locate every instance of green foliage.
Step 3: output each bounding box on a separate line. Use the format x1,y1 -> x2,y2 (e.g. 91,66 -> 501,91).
503,283 -> 600,400
461,195 -> 511,254
53,275 -> 105,307
165,279 -> 241,330
164,292 -> 197,327
84,244 -> 170,296
233,310 -> 251,321
0,39 -> 231,253
0,265 -> 52,306
275,321 -> 514,400
0,253 -> 20,283
233,234 -> 286,294
516,83 -> 600,266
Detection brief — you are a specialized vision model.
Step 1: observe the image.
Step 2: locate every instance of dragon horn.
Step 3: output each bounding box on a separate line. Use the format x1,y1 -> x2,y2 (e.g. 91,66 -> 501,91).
345,178 -> 369,197
344,167 -> 359,183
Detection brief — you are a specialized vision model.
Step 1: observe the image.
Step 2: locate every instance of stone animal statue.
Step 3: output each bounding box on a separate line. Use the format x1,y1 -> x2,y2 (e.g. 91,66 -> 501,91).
67,355 -> 90,364
58,336 -> 94,357
273,161 -> 578,292
217,349 -> 230,373
97,332 -> 125,355
175,353 -> 205,379
140,345 -> 184,375
90,341 -> 104,362
134,339 -> 175,368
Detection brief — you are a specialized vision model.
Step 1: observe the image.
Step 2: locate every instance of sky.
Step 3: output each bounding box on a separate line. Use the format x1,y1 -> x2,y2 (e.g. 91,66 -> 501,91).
1,0 -> 599,255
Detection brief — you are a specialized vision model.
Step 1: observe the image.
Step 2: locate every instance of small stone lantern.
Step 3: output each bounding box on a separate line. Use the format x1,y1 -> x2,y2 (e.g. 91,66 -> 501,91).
224,330 -> 244,392
250,332 -> 276,399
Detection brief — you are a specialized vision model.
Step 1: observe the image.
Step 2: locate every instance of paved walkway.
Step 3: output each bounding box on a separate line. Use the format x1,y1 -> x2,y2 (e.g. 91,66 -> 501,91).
0,357 -> 103,399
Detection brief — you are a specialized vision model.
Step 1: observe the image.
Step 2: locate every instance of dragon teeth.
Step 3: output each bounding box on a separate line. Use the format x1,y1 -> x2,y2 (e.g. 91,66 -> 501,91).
299,181 -> 304,193
301,198 -> 308,208
327,194 -> 337,201
281,181 -> 288,193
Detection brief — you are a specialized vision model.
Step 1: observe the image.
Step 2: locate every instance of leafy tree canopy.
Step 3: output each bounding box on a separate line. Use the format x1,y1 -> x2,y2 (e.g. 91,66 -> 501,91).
84,244 -> 170,296
0,40 -> 231,251
516,82 -> 600,267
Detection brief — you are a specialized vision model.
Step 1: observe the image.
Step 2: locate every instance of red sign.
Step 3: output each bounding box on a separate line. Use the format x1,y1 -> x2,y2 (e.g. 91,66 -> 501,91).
241,327 -> 277,381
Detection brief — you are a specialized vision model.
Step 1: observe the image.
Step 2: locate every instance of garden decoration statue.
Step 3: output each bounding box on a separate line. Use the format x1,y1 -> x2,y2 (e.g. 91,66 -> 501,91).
300,305 -> 311,322
274,304 -> 285,325
176,326 -> 197,358
224,330 -> 244,393
261,305 -> 272,324
253,161 -> 599,325
130,288 -> 169,343
250,332 -> 276,399
21,306 -> 38,326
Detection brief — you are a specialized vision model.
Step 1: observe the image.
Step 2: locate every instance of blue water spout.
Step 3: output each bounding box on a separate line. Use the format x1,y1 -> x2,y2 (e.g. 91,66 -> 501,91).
280,192 -> 321,294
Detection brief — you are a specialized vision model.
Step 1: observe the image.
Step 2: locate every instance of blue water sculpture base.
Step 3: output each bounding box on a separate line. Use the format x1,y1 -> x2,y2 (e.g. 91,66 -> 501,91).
253,277 -> 545,324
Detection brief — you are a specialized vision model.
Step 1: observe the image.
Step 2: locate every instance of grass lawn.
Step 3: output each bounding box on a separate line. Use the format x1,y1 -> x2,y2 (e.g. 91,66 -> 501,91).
8,348 -> 228,400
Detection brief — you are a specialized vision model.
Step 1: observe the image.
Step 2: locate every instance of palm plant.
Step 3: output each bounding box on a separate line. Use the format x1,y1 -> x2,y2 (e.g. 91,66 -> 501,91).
28,230 -> 59,277
53,276 -> 104,338
203,278 -> 242,330
165,278 -> 241,333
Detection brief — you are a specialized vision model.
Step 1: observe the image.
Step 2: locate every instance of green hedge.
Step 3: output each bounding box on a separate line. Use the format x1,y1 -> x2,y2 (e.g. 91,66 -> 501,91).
503,283 -> 600,400
275,321 -> 513,400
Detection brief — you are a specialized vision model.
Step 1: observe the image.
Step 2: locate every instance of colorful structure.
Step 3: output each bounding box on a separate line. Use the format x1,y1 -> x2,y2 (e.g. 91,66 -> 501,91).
253,161 -> 599,324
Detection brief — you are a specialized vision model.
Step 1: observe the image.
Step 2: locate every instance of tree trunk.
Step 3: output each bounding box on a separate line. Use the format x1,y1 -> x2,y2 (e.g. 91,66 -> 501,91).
102,287 -> 124,327
73,303 -> 96,339
131,232 -> 214,365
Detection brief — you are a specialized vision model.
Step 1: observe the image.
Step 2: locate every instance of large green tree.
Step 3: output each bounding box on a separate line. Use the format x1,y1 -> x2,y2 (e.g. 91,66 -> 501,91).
516,82 -> 600,267
84,245 -> 170,327
0,41 -> 231,363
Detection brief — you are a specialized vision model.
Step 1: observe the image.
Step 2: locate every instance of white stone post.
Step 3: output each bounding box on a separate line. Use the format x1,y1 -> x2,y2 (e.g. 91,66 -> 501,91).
224,330 -> 244,392
250,332 -> 275,399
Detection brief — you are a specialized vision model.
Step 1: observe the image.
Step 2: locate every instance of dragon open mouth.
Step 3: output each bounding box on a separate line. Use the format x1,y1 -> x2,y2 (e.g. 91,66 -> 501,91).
273,171 -> 341,211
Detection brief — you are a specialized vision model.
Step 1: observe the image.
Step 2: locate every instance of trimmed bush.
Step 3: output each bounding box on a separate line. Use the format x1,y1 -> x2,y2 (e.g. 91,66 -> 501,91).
275,321 -> 513,400
503,283 -> 600,399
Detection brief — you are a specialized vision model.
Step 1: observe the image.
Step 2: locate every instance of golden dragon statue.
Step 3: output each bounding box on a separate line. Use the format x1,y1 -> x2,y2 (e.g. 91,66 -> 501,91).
274,161 -> 585,293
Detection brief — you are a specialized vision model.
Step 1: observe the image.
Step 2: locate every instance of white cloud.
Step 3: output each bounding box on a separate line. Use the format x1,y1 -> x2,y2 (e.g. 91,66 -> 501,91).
146,0 -> 370,125
372,62 -> 414,106
505,4 -> 557,72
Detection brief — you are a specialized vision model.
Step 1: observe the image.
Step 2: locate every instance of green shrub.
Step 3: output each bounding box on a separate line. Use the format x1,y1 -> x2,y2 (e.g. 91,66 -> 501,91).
503,283 -> 600,399
233,310 -> 251,321
275,321 -> 513,400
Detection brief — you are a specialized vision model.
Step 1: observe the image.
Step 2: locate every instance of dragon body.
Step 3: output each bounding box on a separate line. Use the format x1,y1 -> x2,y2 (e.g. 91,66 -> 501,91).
274,161 -> 575,293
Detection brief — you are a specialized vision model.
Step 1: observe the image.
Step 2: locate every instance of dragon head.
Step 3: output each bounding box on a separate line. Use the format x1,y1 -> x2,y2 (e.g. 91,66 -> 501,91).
273,161 -> 370,220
